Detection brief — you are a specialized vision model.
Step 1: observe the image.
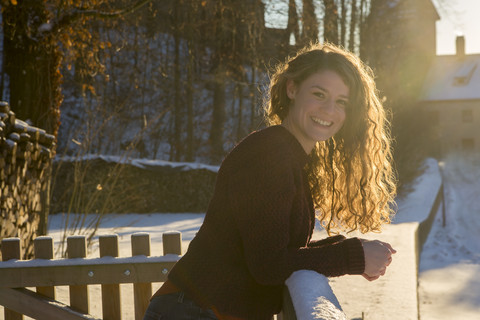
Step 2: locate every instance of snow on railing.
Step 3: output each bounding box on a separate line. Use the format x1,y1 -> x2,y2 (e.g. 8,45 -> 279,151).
280,270 -> 347,320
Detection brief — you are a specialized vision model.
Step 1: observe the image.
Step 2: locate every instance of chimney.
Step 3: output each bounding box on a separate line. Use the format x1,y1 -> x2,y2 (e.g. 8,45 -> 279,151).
456,36 -> 465,58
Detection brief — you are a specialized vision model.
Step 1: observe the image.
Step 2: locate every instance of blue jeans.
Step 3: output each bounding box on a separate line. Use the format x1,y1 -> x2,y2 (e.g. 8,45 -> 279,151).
143,292 -> 218,320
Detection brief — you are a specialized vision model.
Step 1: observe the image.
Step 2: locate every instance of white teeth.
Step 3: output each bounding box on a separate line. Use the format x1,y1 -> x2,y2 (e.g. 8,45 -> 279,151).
311,117 -> 332,126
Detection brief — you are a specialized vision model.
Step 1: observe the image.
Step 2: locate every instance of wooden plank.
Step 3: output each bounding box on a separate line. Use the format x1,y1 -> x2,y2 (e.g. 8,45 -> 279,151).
99,235 -> 121,320
68,236 -> 89,314
34,236 -> 55,299
0,287 -> 100,320
0,258 -> 177,287
131,233 -> 151,320
1,237 -> 23,320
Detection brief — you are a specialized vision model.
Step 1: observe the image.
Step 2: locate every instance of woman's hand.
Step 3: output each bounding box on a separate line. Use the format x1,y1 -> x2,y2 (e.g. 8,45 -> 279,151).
360,239 -> 396,281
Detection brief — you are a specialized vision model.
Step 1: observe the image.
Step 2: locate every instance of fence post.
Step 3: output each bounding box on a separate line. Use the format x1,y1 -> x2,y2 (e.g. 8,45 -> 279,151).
1,238 -> 23,320
34,236 -> 55,299
162,231 -> 182,255
99,234 -> 121,320
131,233 -> 151,320
67,236 -> 89,314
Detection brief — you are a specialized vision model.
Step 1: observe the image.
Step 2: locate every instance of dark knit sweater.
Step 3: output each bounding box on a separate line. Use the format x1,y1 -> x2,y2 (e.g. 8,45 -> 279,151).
166,125 -> 365,319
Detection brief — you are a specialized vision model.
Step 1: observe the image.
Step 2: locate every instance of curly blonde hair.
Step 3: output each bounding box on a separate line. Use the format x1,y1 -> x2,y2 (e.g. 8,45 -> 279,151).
264,42 -> 397,234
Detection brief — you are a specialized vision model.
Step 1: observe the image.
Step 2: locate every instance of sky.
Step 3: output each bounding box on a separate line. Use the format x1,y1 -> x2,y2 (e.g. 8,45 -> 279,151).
434,0 -> 480,55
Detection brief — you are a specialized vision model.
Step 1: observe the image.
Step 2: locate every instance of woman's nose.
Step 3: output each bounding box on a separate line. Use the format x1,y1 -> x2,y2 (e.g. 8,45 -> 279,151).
321,98 -> 335,113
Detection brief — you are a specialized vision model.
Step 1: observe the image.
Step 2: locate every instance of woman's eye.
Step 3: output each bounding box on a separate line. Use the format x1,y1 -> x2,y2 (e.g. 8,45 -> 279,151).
314,92 -> 325,99
337,100 -> 348,108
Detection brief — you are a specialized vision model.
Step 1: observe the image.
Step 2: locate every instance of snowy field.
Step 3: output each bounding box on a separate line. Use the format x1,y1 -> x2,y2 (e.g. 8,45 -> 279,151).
1,154 -> 479,319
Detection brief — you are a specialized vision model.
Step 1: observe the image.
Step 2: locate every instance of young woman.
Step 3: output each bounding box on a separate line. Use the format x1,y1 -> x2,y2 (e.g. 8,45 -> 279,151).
143,42 -> 397,320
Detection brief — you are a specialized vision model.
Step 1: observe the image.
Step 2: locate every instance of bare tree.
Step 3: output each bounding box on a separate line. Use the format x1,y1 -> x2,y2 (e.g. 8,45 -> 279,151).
173,0 -> 184,161
340,0 -> 347,47
301,0 -> 319,44
348,0 -> 358,51
1,0 -> 151,137
323,0 -> 339,44
287,0 -> 300,45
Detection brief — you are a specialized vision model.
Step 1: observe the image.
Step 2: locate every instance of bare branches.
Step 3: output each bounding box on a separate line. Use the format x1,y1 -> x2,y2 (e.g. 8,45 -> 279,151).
51,0 -> 152,35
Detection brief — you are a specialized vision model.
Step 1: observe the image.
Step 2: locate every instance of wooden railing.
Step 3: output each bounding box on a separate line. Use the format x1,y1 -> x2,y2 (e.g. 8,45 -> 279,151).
0,231 -> 347,320
0,232 -> 182,320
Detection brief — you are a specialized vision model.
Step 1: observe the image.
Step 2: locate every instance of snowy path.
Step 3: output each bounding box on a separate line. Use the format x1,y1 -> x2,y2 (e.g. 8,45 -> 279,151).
418,154 -> 480,319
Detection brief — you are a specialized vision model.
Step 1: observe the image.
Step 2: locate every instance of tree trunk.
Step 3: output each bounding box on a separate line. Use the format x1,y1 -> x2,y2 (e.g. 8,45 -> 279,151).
2,2 -> 62,137
209,0 -> 233,163
250,65 -> 257,131
236,83 -> 245,141
358,0 -> 367,58
173,0 -> 183,161
210,66 -> 226,163
302,0 -> 319,44
287,0 -> 300,45
349,0 -> 358,52
340,0 -> 347,47
323,0 -> 339,44
186,40 -> 195,162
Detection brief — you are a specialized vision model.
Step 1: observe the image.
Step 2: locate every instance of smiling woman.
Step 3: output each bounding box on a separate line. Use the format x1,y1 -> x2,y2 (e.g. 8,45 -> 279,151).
143,42 -> 397,320
282,70 -> 348,153
266,42 -> 396,234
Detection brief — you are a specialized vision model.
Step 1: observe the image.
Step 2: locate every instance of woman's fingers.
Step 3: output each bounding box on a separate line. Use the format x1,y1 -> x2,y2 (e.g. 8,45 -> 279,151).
386,255 -> 393,266
380,241 -> 397,254
361,239 -> 396,280
362,273 -> 380,281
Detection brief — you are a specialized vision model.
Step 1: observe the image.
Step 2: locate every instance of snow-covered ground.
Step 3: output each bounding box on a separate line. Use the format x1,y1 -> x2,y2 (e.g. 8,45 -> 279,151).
418,153 -> 480,319
1,155 -> 479,319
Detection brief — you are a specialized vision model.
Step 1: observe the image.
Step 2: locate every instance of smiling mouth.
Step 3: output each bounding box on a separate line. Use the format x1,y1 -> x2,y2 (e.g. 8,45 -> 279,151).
311,116 -> 333,127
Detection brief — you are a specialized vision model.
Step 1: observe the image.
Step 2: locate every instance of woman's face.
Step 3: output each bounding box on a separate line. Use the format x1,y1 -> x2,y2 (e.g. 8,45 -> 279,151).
282,70 -> 349,153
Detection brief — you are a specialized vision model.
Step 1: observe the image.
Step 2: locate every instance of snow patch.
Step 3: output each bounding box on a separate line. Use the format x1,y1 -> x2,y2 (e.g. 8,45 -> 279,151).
285,270 -> 346,320
54,154 -> 220,172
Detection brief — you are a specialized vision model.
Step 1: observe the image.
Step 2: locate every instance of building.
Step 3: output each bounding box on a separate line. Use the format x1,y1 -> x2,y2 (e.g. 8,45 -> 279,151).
420,36 -> 480,155
361,0 -> 440,106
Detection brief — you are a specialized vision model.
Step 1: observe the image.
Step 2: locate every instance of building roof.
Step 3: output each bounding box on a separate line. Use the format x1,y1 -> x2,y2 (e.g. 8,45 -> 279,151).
420,53 -> 480,101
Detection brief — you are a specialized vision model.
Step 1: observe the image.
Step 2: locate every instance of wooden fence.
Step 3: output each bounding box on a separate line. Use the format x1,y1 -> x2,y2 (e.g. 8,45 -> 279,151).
0,231 -> 345,320
0,232 -> 182,320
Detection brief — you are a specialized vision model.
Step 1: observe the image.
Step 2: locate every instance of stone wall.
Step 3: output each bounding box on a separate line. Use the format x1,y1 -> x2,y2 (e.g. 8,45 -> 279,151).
0,102 -> 55,259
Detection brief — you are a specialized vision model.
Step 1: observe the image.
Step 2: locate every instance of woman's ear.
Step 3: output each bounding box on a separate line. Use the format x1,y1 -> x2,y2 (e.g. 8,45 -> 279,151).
286,79 -> 296,100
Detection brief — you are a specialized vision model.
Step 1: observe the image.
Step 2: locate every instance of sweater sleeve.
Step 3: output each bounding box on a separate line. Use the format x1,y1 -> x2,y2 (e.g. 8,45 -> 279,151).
308,235 -> 347,247
228,153 -> 365,286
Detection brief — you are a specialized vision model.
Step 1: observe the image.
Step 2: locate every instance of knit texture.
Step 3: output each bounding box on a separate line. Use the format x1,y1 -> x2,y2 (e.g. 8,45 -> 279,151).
166,125 -> 365,319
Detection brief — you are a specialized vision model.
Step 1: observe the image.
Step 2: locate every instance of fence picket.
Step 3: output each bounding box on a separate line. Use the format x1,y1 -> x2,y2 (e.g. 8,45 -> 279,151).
0,231 -> 183,319
1,237 -> 23,320
131,233 -> 152,320
99,234 -> 121,320
162,231 -> 182,255
68,236 -> 89,314
34,236 -> 55,299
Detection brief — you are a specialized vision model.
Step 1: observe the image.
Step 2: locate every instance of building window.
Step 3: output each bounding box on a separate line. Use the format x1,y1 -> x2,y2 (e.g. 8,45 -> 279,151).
461,138 -> 475,151
462,109 -> 473,123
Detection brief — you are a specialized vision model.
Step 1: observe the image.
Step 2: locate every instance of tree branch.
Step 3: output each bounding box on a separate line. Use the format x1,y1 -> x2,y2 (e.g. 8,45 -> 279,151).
51,0 -> 152,34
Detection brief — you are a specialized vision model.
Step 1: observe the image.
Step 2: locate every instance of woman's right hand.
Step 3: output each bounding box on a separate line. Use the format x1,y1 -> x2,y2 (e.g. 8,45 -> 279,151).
360,239 -> 396,281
